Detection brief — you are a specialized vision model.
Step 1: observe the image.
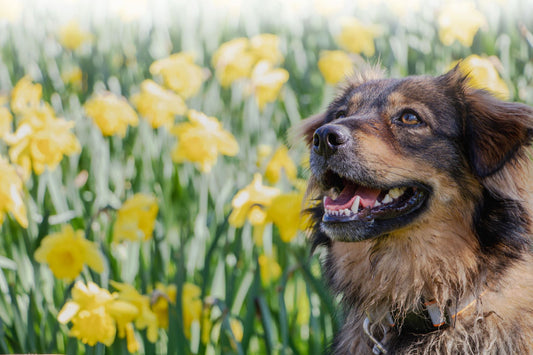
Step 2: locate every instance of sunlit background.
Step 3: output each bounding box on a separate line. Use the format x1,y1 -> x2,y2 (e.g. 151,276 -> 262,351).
1,0 -> 532,354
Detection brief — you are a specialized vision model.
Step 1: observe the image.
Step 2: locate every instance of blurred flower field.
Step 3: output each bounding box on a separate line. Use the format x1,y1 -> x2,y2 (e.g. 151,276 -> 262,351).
0,0 -> 532,354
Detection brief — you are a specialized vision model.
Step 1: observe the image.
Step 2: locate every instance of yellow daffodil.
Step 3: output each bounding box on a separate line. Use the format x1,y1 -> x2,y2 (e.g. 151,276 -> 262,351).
61,66 -> 83,89
212,38 -> 255,87
10,76 -> 42,115
170,110 -> 239,173
0,156 -> 27,228
336,17 -> 381,57
229,318 -> 243,342
57,281 -> 116,346
318,50 -> 354,85
106,300 -> 139,337
125,323 -> 140,353
226,317 -> 243,349
58,20 -> 93,50
264,145 -> 297,184
110,281 -> 159,343
181,282 -> 212,343
229,173 -> 280,228
132,80 -> 187,129
34,224 -> 104,281
249,34 -> 283,65
438,2 -> 486,47
258,254 -> 282,285
249,60 -> 289,110
150,283 -> 177,329
149,53 -> 204,99
5,105 -> 81,178
70,306 -> 116,346
106,299 -> 141,352
266,191 -> 305,243
453,55 -> 510,100
84,92 -> 139,137
0,106 -> 12,138
256,144 -> 273,167
113,193 -> 158,243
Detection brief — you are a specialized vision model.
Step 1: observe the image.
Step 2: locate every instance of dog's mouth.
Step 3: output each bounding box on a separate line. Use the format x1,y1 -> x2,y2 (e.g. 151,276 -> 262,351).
319,170 -> 429,230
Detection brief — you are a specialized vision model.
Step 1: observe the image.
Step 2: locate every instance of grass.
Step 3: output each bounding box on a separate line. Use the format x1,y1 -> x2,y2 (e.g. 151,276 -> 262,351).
0,0 -> 532,354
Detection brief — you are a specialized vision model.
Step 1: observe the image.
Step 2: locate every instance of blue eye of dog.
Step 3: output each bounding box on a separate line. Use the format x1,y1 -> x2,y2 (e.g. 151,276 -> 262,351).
398,111 -> 422,126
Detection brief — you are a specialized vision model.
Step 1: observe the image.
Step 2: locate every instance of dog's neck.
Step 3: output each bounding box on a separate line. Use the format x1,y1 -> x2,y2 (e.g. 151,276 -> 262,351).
324,211 -> 484,316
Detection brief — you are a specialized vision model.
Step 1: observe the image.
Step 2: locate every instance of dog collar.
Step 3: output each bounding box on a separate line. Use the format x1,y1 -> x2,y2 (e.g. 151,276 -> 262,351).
363,294 -> 480,354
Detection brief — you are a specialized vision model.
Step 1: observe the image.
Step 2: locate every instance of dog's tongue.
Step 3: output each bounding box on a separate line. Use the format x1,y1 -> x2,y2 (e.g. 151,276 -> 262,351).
325,182 -> 381,210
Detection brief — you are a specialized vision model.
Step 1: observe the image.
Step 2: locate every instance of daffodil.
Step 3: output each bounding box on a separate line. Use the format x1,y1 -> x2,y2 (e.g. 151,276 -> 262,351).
125,323 -> 140,353
249,60 -> 289,110
110,281 -> 159,343
264,145 -> 297,184
258,254 -> 282,285
171,110 -> 239,172
150,283 -> 177,329
61,66 -> 83,89
267,191 -> 305,243
84,92 -> 139,137
34,224 -> 104,281
10,76 -> 42,115
318,50 -> 354,85
70,306 -> 116,346
57,281 -> 116,347
249,34 -> 283,65
132,80 -> 187,129
5,105 -> 81,178
336,17 -> 381,57
256,144 -> 273,167
113,193 -> 158,243
149,53 -> 204,99
106,299 -> 141,352
212,38 -> 255,87
58,20 -> 93,50
106,300 -> 139,337
0,106 -> 12,138
454,55 -> 510,100
229,173 -> 280,228
229,318 -> 243,342
0,156 -> 27,228
181,282 -> 212,343
438,2 -> 486,47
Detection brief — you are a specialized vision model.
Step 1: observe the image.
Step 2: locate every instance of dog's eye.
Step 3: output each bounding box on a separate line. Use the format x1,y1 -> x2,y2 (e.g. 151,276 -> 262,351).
335,110 -> 346,119
399,111 -> 423,126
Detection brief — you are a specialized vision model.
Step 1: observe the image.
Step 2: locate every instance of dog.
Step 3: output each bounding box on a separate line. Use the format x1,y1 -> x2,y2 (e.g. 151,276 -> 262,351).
296,67 -> 533,354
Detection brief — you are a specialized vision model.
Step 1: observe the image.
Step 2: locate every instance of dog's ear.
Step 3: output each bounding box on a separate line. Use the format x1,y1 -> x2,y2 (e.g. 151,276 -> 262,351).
464,88 -> 533,177
289,112 -> 326,147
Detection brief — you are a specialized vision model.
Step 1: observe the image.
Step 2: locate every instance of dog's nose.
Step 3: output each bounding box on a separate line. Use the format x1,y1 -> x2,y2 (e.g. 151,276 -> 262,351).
313,124 -> 350,156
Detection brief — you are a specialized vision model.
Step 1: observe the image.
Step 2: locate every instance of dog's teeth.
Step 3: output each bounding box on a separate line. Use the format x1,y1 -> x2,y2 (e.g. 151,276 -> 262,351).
323,196 -> 327,206
382,194 -> 393,204
389,188 -> 403,199
344,208 -> 351,216
351,196 -> 361,213
373,200 -> 381,207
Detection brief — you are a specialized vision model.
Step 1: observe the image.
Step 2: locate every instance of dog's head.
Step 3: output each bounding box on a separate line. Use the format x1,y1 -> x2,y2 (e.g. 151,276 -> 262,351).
297,67 -> 533,245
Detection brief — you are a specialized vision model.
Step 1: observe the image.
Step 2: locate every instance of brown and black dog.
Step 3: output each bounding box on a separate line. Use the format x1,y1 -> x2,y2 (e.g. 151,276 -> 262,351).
297,67 -> 533,354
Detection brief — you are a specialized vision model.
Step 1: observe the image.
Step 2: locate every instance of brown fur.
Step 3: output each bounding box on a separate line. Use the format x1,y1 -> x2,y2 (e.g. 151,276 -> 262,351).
296,68 -> 533,354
